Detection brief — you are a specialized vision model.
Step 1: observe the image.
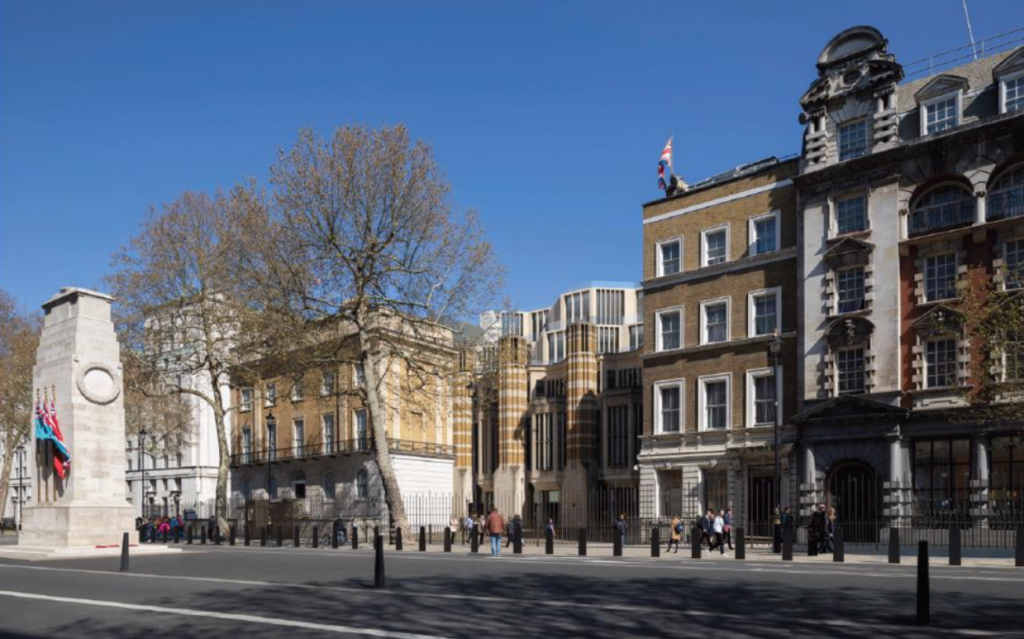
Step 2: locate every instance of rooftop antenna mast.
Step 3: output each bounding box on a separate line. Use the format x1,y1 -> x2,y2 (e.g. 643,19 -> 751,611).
962,0 -> 979,60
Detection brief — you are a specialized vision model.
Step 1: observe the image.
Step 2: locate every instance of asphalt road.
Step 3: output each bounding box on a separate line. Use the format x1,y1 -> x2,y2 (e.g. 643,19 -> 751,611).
0,544 -> 1021,639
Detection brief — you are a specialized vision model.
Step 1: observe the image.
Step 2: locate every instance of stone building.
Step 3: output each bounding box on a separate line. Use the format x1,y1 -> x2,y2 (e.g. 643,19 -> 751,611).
227,317 -> 465,528
474,283 -> 644,528
793,26 -> 1024,532
639,157 -> 800,532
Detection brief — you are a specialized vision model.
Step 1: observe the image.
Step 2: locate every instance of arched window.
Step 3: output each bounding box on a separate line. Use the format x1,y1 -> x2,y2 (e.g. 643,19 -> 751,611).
323,472 -> 336,499
909,183 -> 975,237
356,469 -> 369,500
989,164 -> 1024,221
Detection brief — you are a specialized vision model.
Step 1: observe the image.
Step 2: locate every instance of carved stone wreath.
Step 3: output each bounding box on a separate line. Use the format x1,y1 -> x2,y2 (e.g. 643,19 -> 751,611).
76,361 -> 122,405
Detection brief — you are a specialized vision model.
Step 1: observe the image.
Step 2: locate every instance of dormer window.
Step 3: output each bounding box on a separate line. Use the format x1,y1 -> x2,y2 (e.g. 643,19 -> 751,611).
1003,73 -> 1024,113
922,94 -> 960,135
838,120 -> 868,161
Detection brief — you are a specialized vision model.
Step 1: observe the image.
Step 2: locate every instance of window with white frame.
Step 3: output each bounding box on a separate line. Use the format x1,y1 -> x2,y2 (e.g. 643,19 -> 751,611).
990,166 -> 1024,223
291,379 -> 304,402
926,338 -> 958,388
925,253 -> 958,302
629,324 -> 644,351
656,308 -> 682,351
265,382 -> 277,406
1006,239 -> 1024,290
321,372 -> 335,396
702,226 -> 728,266
1002,72 -> 1024,114
835,194 -> 867,234
836,267 -> 866,314
750,212 -> 778,255
746,368 -> 778,427
293,418 -> 305,457
699,375 -> 730,431
354,409 -> 368,450
597,326 -> 619,354
836,347 -> 866,395
240,388 -> 253,412
749,288 -> 780,337
356,469 -> 369,499
654,381 -> 683,433
322,413 -> 335,452
547,330 -> 566,363
242,427 -> 252,463
1004,331 -> 1024,381
657,238 -> 682,276
838,120 -> 868,161
922,95 -> 959,135
700,299 -> 729,344
354,363 -> 366,388
564,291 -> 590,324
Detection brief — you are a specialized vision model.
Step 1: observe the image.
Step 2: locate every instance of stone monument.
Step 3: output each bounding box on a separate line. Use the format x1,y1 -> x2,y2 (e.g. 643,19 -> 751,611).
2,287 -> 178,559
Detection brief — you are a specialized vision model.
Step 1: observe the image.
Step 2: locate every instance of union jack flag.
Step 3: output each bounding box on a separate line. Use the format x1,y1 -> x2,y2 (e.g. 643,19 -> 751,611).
658,136 -> 673,191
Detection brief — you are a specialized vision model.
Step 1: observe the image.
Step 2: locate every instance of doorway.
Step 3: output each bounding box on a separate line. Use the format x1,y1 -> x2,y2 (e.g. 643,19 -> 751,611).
827,460 -> 879,543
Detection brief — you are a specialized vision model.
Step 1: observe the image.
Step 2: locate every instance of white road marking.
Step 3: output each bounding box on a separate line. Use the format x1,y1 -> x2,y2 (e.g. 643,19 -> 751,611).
0,589 -> 447,639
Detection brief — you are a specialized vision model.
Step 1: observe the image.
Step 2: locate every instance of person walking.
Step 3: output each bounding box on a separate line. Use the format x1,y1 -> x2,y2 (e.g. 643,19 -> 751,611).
465,514 -> 474,545
699,509 -> 714,550
723,508 -> 734,551
711,510 -> 726,555
810,503 -> 827,554
667,516 -> 682,553
169,515 -> 179,542
485,508 -> 505,557
546,517 -> 556,539
615,513 -> 628,548
158,518 -> 171,542
824,507 -> 837,554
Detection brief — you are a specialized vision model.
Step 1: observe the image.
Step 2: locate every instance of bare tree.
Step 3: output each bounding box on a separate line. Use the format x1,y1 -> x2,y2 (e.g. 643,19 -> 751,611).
239,125 -> 503,536
0,289 -> 41,528
108,191 -> 257,535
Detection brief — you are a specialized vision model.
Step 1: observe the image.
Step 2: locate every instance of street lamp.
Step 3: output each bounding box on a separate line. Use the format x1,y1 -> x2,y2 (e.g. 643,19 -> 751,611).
265,412 -> 276,499
768,329 -> 783,553
15,444 -> 25,531
138,428 -> 148,518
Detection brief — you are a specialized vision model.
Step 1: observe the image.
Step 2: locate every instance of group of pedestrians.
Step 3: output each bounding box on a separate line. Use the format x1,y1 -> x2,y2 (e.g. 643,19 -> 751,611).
136,515 -> 184,542
809,503 -> 838,553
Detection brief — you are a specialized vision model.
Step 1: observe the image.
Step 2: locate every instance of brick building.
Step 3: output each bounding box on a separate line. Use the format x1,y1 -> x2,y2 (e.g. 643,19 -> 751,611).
639,157 -> 800,532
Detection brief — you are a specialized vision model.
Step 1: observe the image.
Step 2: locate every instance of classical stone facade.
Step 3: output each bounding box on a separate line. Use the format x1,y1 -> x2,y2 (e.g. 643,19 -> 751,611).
640,158 -> 800,531
793,27 -> 1024,532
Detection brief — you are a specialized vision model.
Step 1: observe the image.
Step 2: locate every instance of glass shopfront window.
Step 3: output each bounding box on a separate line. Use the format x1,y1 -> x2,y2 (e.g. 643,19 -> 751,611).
991,437 -> 1024,517
913,438 -> 971,519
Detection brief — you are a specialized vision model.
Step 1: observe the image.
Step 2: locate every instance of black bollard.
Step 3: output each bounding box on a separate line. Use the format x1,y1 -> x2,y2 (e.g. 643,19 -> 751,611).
229,524 -> 236,546
1017,527 -> 1024,568
651,527 -> 660,558
395,527 -> 402,551
735,527 -> 746,560
332,521 -> 339,549
949,526 -> 961,566
773,522 -> 782,554
419,526 -> 427,552
613,528 -> 623,557
917,540 -> 930,625
513,526 -> 521,555
782,526 -> 793,561
293,525 -> 301,548
445,527 -> 453,553
545,527 -> 554,555
374,534 -> 385,589
313,525 -> 319,549
352,526 -> 358,550
201,526 -> 207,545
187,526 -> 193,545
691,526 -> 701,559
120,532 -> 130,573
260,526 -> 267,547
578,528 -> 587,556
276,526 -> 283,547
374,525 -> 380,543
471,527 -> 479,553
244,525 -> 250,547
833,526 -> 844,563
889,527 -> 900,564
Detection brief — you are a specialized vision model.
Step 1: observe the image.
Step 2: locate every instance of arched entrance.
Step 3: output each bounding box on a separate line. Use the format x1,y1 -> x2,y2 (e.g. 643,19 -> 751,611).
827,460 -> 880,543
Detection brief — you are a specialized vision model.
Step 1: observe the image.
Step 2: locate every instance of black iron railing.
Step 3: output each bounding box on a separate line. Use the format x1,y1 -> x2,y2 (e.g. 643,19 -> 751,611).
231,437 -> 454,466
987,190 -> 1024,222
908,200 -> 976,237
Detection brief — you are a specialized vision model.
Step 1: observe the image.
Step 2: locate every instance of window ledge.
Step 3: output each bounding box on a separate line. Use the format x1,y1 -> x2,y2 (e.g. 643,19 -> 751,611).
828,229 -> 872,243
643,331 -> 797,360
826,308 -> 872,322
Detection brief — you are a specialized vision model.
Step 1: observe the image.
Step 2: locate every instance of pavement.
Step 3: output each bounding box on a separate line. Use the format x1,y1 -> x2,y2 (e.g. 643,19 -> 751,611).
0,540 -> 1021,639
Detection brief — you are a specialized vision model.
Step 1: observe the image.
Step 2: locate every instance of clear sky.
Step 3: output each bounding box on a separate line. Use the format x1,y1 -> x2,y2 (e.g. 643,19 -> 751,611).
2,2 -> 1022,315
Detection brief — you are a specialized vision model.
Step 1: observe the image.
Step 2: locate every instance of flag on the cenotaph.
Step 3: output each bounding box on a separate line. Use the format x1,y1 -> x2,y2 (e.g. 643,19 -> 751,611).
658,136 -> 673,191
35,401 -> 71,478
49,398 -> 70,477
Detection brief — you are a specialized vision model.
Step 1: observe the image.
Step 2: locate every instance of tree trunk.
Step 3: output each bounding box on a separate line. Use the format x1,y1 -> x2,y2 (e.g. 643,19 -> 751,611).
0,443 -> 16,533
211,380 -> 231,538
361,350 -> 410,540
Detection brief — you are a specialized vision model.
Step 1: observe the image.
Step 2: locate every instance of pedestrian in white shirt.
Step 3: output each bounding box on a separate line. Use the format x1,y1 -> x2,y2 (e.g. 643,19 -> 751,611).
712,510 -> 726,555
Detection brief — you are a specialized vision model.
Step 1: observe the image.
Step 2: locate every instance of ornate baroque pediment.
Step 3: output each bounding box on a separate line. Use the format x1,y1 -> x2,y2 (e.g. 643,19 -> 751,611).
825,316 -> 875,348
823,237 -> 874,269
800,25 -> 904,114
910,304 -> 964,337
793,394 -> 909,424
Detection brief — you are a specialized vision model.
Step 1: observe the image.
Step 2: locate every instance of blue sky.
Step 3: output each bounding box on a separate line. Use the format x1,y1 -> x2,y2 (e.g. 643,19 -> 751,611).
2,2 -> 1022,315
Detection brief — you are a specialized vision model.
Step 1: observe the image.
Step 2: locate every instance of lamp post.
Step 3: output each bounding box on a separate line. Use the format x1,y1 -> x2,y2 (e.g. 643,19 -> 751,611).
768,329 -> 783,553
15,444 -> 25,531
266,412 -> 276,499
138,428 -> 148,518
